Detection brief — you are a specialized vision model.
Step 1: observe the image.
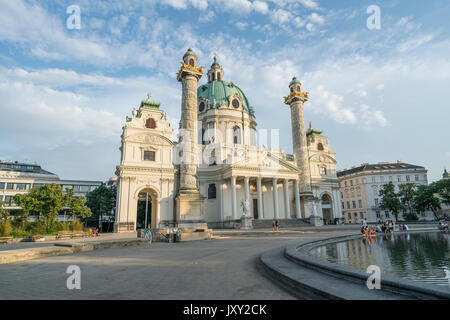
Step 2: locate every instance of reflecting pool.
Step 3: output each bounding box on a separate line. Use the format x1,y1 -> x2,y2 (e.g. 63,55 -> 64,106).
309,231 -> 450,287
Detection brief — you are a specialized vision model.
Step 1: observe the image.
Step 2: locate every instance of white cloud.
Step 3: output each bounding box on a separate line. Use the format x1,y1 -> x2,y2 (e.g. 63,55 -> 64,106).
298,0 -> 319,10
236,22 -> 248,30
199,10 -> 215,22
397,34 -> 434,52
253,1 -> 270,14
308,13 -> 325,25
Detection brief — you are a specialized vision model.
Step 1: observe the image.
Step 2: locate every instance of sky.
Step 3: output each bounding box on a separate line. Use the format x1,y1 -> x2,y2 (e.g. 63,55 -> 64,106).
0,0 -> 449,183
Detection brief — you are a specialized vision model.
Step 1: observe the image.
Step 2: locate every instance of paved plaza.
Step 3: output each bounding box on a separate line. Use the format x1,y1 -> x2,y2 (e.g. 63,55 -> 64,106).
0,232 -> 350,300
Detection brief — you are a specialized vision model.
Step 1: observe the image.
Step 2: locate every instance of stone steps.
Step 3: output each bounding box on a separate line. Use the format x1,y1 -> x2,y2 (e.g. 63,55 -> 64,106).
257,246 -> 416,300
252,219 -> 310,229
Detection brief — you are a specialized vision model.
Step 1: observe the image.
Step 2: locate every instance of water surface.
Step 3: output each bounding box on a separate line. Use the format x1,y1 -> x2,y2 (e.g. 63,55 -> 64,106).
309,231 -> 450,287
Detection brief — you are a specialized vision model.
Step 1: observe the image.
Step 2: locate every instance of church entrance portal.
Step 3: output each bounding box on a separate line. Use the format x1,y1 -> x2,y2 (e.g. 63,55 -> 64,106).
321,194 -> 333,223
137,189 -> 158,229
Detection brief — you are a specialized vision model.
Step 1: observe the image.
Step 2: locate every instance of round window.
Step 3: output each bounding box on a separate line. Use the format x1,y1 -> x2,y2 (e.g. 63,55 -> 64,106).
232,99 -> 240,109
199,102 -> 205,112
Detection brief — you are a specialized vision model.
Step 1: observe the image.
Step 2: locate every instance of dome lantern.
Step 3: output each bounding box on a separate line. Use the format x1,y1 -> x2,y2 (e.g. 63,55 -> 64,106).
207,53 -> 224,82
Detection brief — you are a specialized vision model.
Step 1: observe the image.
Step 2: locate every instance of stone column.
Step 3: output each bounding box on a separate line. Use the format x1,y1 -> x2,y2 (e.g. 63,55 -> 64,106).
244,177 -> 250,216
272,178 -> 279,219
284,77 -> 315,219
175,49 -> 207,228
218,180 -> 224,222
231,176 -> 237,220
257,177 -> 263,219
284,179 -> 290,219
294,180 -> 301,219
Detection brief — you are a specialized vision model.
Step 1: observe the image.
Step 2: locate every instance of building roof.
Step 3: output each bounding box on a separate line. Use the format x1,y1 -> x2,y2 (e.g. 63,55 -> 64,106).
0,161 -> 57,176
198,80 -> 252,114
183,48 -> 197,58
289,77 -> 301,86
337,162 -> 426,178
443,168 -> 449,179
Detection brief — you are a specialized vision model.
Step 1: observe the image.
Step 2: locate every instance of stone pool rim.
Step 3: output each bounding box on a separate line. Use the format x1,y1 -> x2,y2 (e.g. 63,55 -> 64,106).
285,230 -> 450,300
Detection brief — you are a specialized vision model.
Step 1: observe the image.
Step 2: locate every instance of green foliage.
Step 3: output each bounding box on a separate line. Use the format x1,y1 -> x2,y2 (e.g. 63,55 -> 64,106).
85,184 -> 116,221
12,183 -> 92,234
0,219 -> 12,236
71,220 -> 84,232
414,185 -> 442,220
398,183 -> 417,217
0,201 -> 9,221
432,179 -> 450,207
379,182 -> 403,222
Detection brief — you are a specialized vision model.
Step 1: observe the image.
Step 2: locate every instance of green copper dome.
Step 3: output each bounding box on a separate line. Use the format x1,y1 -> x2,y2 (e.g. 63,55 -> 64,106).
444,168 -> 449,179
290,77 -> 301,86
183,48 -> 197,58
198,81 -> 252,114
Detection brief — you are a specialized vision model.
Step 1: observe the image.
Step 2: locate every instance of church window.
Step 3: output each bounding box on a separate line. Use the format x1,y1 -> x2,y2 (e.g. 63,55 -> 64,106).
146,118 -> 156,129
199,101 -> 205,112
208,184 -> 216,199
189,58 -> 194,66
233,126 -> 241,144
212,73 -> 215,81
317,143 -> 324,151
143,151 -> 156,161
217,73 -> 221,81
232,99 -> 240,109
319,167 -> 327,175
296,85 -> 301,91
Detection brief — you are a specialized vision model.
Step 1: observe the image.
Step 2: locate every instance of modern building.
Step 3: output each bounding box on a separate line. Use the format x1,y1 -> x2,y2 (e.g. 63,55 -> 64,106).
337,162 -> 432,223
0,161 -> 102,214
115,50 -> 343,232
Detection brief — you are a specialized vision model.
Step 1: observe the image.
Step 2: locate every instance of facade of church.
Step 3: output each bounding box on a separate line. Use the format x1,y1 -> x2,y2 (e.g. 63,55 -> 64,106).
114,50 -> 342,232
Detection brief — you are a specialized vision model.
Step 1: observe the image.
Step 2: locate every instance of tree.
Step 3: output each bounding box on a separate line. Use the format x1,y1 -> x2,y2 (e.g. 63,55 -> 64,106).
13,183 -> 92,233
85,184 -> 117,230
398,183 -> 417,220
0,201 -> 9,221
413,185 -> 442,220
432,179 -> 450,208
379,182 -> 402,222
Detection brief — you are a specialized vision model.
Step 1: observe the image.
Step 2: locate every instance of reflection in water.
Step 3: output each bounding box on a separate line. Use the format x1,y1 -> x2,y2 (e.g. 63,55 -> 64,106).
309,232 -> 450,287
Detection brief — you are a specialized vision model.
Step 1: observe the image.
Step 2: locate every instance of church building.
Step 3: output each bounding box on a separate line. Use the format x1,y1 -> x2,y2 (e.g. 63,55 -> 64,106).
114,49 -> 342,232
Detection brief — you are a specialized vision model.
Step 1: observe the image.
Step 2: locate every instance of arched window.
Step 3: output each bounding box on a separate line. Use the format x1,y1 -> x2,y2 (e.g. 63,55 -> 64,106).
189,58 -> 195,66
146,118 -> 156,129
317,143 -> 324,151
211,73 -> 215,81
208,184 -> 217,199
217,73 -> 221,81
233,126 -> 241,144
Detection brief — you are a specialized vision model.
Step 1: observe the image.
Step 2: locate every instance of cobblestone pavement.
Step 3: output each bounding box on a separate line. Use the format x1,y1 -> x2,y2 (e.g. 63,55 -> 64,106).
0,232 -> 349,300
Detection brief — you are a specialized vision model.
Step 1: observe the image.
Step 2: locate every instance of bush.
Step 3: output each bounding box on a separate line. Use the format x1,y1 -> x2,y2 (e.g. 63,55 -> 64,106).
0,219 -> 12,236
404,213 -> 419,221
71,220 -> 84,232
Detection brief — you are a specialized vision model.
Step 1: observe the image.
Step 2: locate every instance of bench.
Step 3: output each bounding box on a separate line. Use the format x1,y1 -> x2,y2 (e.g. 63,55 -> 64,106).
0,236 -> 13,244
56,232 -> 94,240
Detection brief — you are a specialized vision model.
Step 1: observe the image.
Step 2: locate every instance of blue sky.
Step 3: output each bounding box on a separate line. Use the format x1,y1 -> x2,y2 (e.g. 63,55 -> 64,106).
0,0 -> 449,182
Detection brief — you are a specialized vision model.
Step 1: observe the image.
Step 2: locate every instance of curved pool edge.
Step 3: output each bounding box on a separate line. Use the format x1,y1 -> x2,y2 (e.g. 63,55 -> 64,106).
284,230 -> 450,300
